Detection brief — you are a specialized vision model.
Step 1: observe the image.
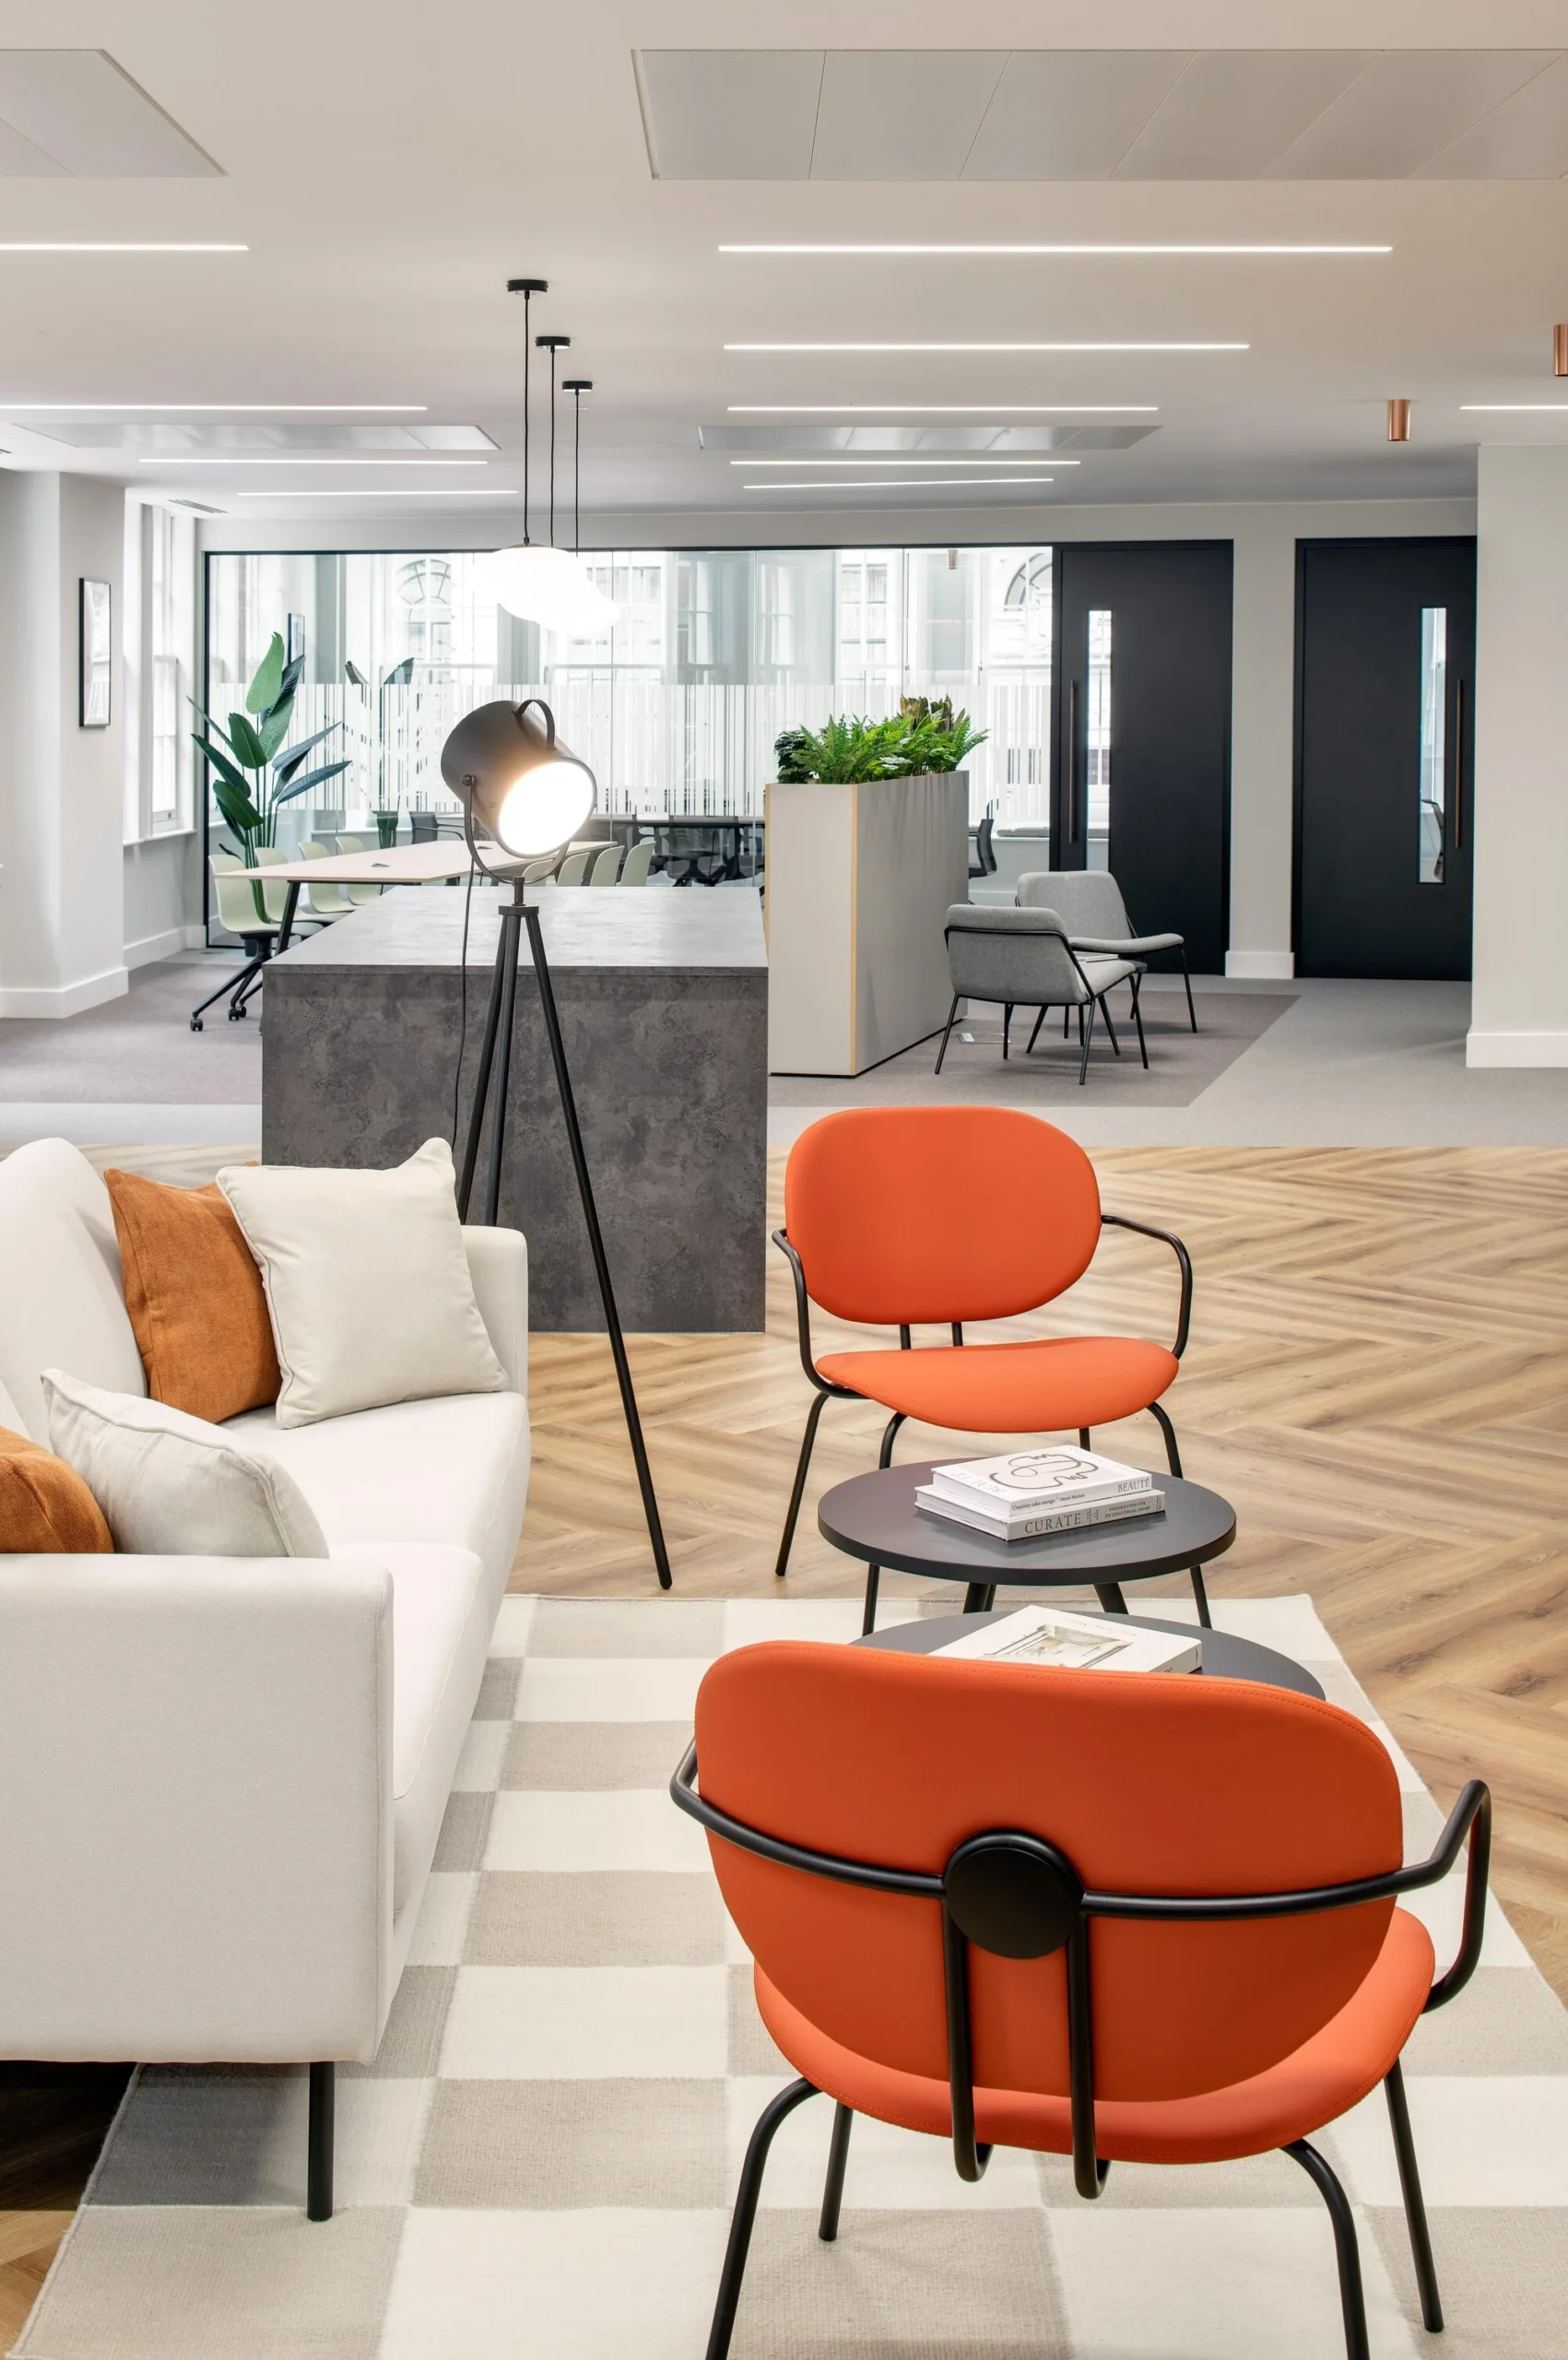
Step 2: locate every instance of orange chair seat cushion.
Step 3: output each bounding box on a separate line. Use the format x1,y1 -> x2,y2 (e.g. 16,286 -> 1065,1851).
757,1906 -> 1432,2168
815,1336 -> 1180,1433
0,1426 -> 113,1553
106,1168 -> 280,1425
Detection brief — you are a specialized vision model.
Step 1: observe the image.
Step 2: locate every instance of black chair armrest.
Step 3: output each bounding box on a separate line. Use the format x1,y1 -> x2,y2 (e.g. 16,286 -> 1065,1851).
1422,1780 -> 1492,2012
1100,1211 -> 1194,1359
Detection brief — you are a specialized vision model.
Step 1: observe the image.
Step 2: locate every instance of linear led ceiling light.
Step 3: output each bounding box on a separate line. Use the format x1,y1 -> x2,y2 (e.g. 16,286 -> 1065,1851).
1461,403 -> 1568,412
235,489 -> 517,498
138,456 -> 486,466
721,243 -> 1389,257
747,477 -> 1055,491
725,342 -> 1246,353
732,455 -> 1076,468
0,242 -> 248,253
3,402 -> 428,412
727,403 -> 1157,414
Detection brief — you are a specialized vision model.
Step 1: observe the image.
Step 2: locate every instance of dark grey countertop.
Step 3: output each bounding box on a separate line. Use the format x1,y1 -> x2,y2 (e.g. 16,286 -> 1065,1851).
272,883 -> 768,973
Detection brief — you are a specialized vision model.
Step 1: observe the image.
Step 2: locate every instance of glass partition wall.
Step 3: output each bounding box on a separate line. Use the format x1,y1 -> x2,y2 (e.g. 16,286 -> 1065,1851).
203,542 -> 1055,854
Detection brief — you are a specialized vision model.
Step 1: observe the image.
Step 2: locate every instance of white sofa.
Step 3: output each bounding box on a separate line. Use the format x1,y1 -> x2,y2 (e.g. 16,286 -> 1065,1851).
0,1139 -> 531,2216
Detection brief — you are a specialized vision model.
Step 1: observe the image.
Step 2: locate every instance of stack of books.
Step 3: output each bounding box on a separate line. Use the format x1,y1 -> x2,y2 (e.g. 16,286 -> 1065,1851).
935,1604 -> 1199,1676
914,1445 -> 1163,1543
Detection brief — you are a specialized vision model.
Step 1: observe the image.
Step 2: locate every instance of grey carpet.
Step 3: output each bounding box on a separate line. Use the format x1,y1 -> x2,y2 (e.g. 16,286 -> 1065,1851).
0,961 -> 263,1104
769,985 -> 1296,1108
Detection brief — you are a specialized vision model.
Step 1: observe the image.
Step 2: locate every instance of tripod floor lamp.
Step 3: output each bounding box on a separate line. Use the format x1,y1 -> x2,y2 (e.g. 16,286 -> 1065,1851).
442,697 -> 671,1589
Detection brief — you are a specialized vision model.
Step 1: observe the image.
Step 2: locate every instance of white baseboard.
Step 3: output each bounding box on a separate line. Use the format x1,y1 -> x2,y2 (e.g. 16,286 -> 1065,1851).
0,964 -> 129,1020
1225,950 -> 1295,981
124,923 -> 206,971
1466,1028 -> 1568,1068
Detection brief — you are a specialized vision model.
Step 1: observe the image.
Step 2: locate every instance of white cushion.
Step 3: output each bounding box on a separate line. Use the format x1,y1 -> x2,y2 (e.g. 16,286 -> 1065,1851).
43,1373 -> 329,1559
0,1140 -> 146,1438
330,1541 -> 502,1919
217,1139 -> 507,1432
226,1388 -> 530,1590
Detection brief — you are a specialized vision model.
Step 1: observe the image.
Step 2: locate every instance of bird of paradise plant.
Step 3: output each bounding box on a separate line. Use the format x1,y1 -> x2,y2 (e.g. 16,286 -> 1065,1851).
192,632 -> 350,921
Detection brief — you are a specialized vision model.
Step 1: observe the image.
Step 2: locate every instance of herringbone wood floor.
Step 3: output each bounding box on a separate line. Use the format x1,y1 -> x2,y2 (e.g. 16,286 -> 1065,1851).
1,1141 -> 1563,2346
514,1147 -> 1568,2002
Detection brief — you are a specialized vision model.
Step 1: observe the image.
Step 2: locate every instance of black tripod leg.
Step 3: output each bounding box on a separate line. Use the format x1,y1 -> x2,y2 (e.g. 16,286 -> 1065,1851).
525,903 -> 673,1589
457,906 -> 513,1219
481,906 -> 522,1227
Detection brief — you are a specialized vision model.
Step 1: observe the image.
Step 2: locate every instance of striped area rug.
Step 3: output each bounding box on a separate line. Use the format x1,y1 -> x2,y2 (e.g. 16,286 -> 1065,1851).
16,1596 -> 1568,2360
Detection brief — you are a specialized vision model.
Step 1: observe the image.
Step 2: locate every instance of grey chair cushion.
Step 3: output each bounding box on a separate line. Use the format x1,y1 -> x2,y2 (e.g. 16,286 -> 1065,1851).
944,905 -> 1138,1008
1016,871 -> 1183,961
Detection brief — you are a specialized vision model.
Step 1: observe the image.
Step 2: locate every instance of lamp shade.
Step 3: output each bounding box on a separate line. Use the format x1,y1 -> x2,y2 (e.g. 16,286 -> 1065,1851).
477,544 -> 618,637
441,698 -> 595,858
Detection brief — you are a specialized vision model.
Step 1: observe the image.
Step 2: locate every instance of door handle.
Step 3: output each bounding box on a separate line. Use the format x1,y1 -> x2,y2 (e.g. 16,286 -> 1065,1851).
1067,678 -> 1079,844
1453,677 -> 1466,854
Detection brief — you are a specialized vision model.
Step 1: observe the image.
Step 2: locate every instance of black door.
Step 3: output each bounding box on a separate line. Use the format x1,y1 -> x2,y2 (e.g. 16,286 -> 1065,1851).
1295,538 -> 1475,980
1051,542 -> 1232,974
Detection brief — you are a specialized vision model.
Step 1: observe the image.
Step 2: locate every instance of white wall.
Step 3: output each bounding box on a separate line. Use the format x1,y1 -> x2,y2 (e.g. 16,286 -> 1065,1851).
1468,447 -> 1568,1067
124,833 -> 203,969
200,493 -> 1475,975
0,471 -> 130,1016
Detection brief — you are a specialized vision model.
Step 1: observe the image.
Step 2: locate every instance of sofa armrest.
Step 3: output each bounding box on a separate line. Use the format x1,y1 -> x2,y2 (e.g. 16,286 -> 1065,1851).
463,1224 -> 528,1395
0,1554 -> 393,2065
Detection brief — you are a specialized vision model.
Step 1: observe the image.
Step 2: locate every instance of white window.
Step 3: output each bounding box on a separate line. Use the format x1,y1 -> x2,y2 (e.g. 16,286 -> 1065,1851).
124,499 -> 194,841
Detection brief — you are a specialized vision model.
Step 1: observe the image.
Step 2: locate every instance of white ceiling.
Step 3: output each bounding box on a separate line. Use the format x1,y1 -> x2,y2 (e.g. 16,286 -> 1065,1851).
1,5 -> 1568,523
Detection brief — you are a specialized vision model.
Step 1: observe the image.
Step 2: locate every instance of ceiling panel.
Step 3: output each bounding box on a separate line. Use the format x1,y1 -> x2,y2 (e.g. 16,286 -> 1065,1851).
20,421 -> 494,451
1115,52 -> 1369,180
809,51 -> 1006,180
1267,50 -> 1556,178
0,112 -> 64,175
637,51 -> 821,181
961,51 -> 1192,180
0,51 -> 218,176
1418,52 -> 1568,177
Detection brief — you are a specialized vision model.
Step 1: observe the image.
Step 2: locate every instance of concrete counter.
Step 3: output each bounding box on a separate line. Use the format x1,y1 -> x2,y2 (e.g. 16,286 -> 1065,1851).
261,886 -> 768,1332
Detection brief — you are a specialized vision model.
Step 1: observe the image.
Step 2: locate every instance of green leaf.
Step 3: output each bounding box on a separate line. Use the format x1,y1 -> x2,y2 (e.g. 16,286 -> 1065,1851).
273,760 -> 349,806
228,713 -> 269,769
273,722 -> 341,783
245,633 -> 286,715
383,656 -> 414,689
192,732 -> 255,799
277,653 -> 306,705
344,659 -> 368,689
255,700 -> 296,763
210,773 -> 264,836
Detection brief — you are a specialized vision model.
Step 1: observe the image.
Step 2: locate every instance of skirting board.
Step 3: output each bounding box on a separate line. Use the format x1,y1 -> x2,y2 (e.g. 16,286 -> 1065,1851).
125,922 -> 206,971
1466,1028 -> 1568,1068
1225,950 -> 1295,980
0,964 -> 128,1020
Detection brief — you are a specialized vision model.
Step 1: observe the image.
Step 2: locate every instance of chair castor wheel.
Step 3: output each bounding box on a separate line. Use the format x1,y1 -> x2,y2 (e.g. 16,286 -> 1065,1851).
190,1017 -> 203,1032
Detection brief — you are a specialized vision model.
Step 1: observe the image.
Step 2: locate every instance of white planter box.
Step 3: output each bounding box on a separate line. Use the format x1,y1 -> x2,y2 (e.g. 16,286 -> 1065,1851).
765,770 -> 970,1076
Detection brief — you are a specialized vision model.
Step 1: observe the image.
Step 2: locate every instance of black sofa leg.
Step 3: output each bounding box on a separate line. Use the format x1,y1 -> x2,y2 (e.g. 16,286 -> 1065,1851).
308,2062 -> 335,2221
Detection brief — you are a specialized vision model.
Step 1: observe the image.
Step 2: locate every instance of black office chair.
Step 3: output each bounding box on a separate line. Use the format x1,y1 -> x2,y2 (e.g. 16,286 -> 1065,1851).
968,806 -> 997,881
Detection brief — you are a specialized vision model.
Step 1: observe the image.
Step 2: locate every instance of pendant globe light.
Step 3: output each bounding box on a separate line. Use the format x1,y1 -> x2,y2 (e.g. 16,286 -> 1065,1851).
480,278 -> 616,637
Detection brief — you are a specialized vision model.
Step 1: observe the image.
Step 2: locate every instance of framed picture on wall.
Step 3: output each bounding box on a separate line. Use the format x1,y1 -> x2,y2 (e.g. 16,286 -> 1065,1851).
79,577 -> 112,727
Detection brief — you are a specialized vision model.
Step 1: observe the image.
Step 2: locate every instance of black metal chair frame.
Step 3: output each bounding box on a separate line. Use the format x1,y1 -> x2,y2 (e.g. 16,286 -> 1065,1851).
772,1211 -> 1204,1630
968,805 -> 997,880
189,926 -> 277,1032
937,921 -> 1148,1086
673,1741 -> 1491,2360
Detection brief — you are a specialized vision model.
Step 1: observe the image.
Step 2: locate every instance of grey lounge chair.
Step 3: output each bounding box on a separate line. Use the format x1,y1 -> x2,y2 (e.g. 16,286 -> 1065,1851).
939,904 -> 1146,1086
1017,870 -> 1197,1032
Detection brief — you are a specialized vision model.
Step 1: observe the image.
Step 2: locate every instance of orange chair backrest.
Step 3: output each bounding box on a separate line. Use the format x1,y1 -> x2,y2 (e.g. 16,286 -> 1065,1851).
784,1106 -> 1102,1326
696,1642 -> 1402,2106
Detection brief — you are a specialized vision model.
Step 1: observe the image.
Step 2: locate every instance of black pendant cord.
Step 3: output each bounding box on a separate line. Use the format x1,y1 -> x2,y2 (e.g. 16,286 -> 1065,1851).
563,377 -> 592,556
507,277 -> 548,546
536,335 -> 571,549
455,871 -> 673,1591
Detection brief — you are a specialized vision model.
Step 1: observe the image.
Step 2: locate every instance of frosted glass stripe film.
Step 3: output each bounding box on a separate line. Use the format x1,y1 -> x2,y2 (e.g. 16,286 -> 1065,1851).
1420,606 -> 1447,886
203,544 -> 1055,835
1086,608 -> 1112,870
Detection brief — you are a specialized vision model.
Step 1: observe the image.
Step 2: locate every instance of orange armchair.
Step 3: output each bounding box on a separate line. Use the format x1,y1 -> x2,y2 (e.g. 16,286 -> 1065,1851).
675,1639 -> 1491,2360
773,1106 -> 1200,1616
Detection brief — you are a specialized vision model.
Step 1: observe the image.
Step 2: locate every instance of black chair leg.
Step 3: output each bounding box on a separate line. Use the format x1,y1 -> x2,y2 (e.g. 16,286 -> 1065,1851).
1286,2139 -> 1371,2360
934,995 -> 961,1074
1181,948 -> 1197,1032
861,1411 -> 905,1634
1101,994 -> 1121,1056
190,959 -> 260,1032
1149,1398 -> 1210,1627
775,1391 -> 830,1578
819,2104 -> 855,2241
708,2079 -> 821,2360
307,2062 -> 334,2221
1003,1002 -> 1012,1060
1026,1006 -> 1047,1054
1078,996 -> 1097,1085
1385,2060 -> 1444,2331
1130,975 -> 1149,1068
1079,1428 -> 1091,1449
1063,1004 -> 1070,1039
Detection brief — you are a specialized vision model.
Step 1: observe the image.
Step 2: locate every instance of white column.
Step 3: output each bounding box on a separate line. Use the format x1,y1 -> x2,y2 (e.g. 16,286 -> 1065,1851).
1225,512 -> 1296,979
1468,446 -> 1568,1066
0,470 -> 129,1016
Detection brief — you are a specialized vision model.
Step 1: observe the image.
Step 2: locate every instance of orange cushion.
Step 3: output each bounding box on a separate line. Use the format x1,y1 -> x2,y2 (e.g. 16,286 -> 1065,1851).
106,1169 -> 280,1423
816,1336 -> 1179,1432
0,1425 -> 112,1552
756,1906 -> 1434,2166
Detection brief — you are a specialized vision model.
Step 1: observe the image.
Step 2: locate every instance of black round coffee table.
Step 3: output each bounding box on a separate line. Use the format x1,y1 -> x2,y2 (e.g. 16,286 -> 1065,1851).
855,1607 -> 1322,1701
818,1461 -> 1235,1634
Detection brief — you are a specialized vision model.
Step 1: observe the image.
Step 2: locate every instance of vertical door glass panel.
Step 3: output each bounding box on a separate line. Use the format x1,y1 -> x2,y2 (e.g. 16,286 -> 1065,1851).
1086,608 -> 1112,869
1419,606 -> 1446,883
